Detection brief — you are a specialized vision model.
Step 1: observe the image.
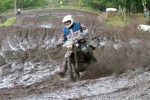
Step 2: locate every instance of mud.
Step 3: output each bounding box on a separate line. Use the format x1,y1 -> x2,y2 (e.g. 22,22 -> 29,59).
0,9 -> 150,100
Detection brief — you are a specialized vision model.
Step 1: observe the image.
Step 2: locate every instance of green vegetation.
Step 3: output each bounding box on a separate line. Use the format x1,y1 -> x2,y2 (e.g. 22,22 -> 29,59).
0,0 -> 150,15
81,0 -> 150,14
50,6 -> 100,14
0,0 -> 48,13
0,17 -> 16,26
105,13 -> 146,26
105,14 -> 126,26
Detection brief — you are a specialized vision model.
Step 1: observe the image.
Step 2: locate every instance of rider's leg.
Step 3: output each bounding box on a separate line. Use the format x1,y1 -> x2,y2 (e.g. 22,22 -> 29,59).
80,43 -> 97,63
58,51 -> 73,77
81,43 -> 92,58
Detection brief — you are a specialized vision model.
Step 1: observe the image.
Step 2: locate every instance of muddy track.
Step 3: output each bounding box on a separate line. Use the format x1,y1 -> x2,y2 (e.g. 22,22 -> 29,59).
0,9 -> 150,100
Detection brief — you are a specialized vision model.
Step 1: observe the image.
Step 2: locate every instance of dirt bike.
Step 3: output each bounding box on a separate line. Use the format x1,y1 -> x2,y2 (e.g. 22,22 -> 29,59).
62,31 -> 97,82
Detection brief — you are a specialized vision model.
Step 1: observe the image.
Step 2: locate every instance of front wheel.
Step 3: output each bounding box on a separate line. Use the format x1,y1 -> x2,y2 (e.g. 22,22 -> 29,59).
68,58 -> 79,82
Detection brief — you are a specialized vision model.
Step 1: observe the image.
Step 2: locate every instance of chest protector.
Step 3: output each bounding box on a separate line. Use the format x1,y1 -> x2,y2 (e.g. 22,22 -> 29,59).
63,22 -> 81,41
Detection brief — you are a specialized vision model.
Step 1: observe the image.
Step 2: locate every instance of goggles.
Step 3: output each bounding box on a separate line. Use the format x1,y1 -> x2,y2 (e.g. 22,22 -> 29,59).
64,21 -> 71,25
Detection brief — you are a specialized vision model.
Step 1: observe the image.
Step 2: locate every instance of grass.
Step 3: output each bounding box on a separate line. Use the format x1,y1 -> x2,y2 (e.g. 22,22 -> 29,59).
105,13 -> 126,26
105,12 -> 148,27
0,17 -> 16,26
51,6 -> 101,14
2,5 -> 100,17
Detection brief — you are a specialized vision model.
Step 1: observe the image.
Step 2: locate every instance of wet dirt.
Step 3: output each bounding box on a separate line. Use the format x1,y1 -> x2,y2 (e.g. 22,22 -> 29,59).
0,9 -> 150,100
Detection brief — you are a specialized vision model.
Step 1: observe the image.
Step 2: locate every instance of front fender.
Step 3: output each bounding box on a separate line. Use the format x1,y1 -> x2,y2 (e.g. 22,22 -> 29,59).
65,51 -> 73,58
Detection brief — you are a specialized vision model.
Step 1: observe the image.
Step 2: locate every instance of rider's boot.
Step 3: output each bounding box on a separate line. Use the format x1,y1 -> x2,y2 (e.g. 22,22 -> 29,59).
58,61 -> 67,77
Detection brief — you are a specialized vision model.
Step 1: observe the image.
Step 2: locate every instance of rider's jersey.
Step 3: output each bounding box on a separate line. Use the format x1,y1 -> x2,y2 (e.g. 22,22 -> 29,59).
63,22 -> 81,41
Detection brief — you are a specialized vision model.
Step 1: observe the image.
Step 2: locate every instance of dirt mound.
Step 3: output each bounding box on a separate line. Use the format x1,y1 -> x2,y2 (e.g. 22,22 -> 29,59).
1,17 -> 149,79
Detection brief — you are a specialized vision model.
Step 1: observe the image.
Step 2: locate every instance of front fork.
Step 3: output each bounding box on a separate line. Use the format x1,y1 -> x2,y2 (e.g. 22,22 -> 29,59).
66,51 -> 77,74
73,49 -> 79,72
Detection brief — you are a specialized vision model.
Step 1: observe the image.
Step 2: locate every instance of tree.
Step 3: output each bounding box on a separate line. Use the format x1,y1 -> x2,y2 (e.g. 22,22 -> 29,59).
13,0 -> 17,13
0,0 -> 149,14
0,0 -> 13,13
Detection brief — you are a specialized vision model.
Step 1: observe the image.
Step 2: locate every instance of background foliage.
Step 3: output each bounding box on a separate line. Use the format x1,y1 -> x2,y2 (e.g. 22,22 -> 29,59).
0,0 -> 150,13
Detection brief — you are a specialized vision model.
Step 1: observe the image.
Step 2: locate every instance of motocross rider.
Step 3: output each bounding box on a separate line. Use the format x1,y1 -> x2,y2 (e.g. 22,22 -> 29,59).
16,9 -> 21,15
58,15 -> 93,77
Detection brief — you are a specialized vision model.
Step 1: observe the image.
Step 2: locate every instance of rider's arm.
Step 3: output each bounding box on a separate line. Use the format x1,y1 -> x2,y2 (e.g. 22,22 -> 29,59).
58,33 -> 65,44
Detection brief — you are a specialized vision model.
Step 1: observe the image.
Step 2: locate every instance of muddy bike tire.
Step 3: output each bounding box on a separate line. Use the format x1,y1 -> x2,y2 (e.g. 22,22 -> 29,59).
68,58 -> 79,82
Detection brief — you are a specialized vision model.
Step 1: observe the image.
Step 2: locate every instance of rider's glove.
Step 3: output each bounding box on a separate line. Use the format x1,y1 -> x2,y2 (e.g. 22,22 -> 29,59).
58,38 -> 64,45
